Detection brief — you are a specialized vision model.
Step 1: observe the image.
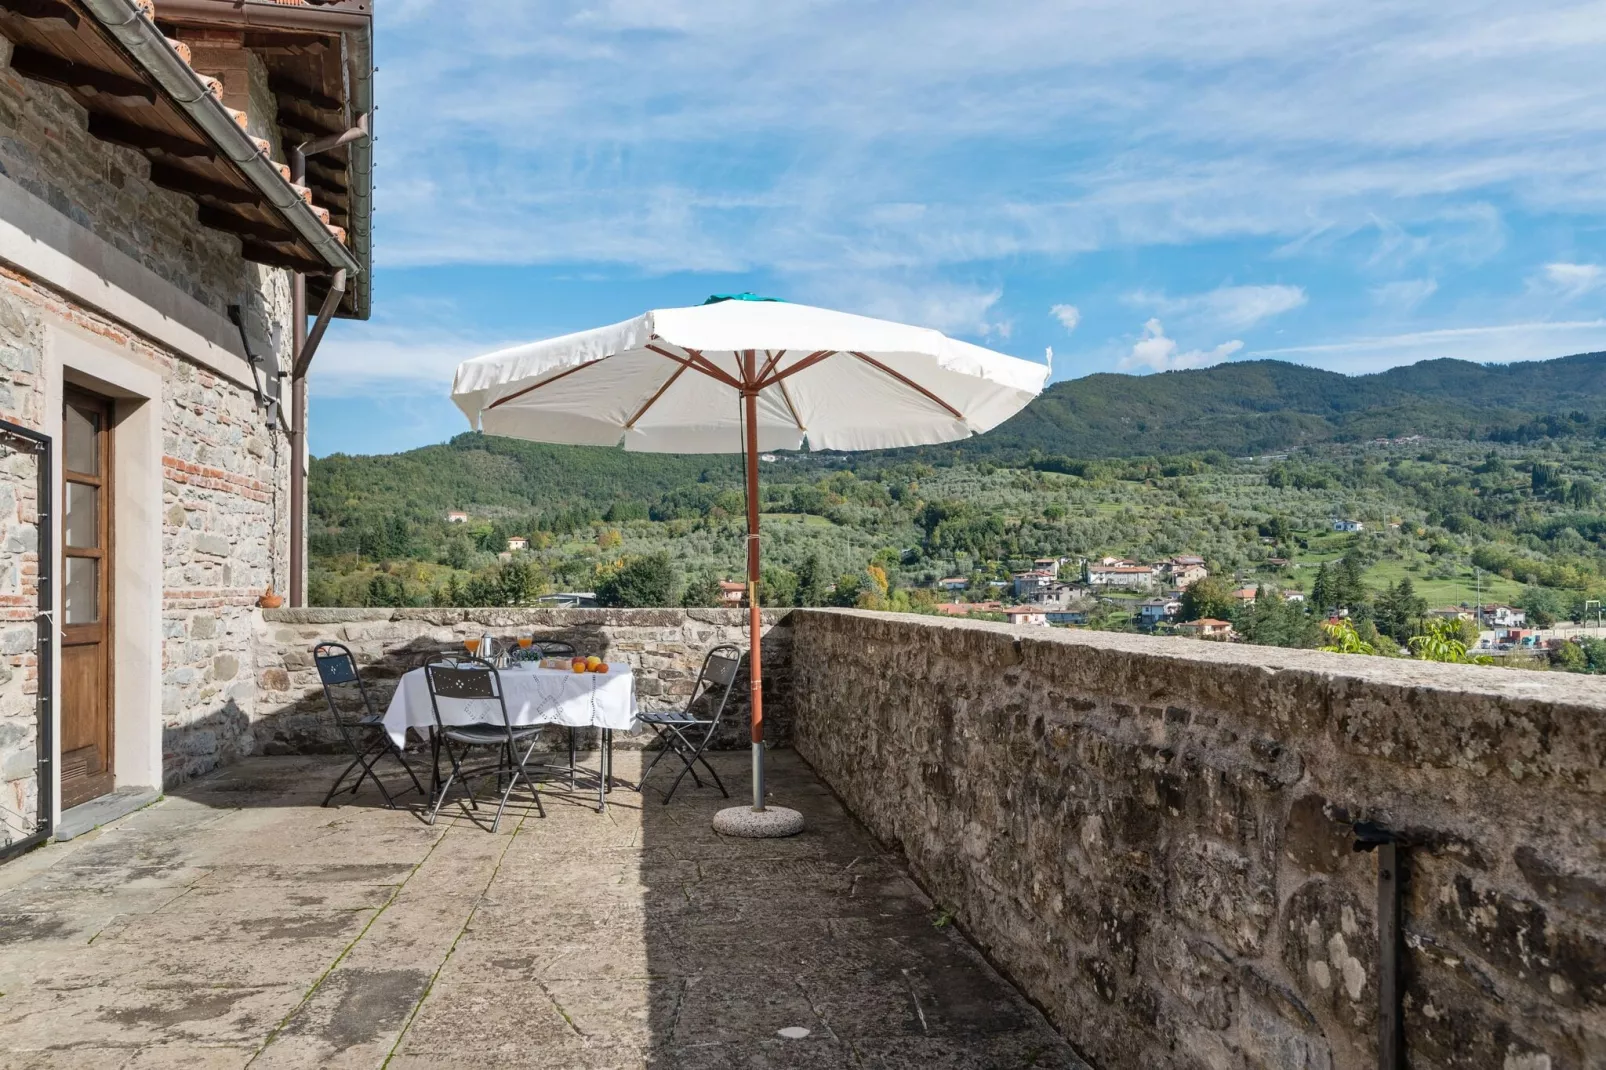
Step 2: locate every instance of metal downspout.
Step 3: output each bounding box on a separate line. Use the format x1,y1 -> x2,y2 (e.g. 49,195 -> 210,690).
288,268 -> 346,607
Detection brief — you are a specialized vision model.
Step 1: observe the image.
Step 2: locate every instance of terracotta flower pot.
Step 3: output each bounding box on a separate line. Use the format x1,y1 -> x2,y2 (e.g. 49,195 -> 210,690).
257,585 -> 284,609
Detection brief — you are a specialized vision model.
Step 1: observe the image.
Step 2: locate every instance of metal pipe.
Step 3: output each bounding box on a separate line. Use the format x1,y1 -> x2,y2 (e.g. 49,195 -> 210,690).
0,419 -> 53,858
289,279 -> 307,606
742,352 -> 765,812
294,268 -> 346,380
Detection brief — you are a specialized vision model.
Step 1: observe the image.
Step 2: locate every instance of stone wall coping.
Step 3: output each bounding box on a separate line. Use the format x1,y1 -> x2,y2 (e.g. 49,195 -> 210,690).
263,607 -> 789,628
793,607 -> 1606,708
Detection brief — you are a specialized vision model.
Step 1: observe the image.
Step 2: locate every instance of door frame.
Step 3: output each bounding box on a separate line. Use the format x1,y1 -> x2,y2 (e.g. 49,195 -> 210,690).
46,322 -> 166,825
60,387 -> 115,808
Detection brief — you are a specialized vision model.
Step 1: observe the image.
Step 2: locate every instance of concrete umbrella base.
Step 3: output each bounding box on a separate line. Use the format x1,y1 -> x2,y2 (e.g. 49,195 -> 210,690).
713,805 -> 805,838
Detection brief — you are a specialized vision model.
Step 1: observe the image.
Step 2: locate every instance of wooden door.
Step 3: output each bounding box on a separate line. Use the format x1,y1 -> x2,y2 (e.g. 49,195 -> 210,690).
61,389 -> 113,808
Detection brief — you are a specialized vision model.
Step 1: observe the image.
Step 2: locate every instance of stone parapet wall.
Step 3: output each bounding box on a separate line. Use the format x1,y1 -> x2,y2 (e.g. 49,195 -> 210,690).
252,608 -> 792,755
790,609 -> 1606,1069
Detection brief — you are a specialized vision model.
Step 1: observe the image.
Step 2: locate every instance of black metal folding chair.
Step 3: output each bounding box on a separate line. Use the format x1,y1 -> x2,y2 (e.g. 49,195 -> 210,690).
313,642 -> 426,809
637,644 -> 742,804
423,656 -> 546,832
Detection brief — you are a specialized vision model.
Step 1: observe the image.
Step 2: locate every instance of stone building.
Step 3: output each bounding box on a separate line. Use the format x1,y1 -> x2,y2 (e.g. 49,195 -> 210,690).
0,0 -> 373,851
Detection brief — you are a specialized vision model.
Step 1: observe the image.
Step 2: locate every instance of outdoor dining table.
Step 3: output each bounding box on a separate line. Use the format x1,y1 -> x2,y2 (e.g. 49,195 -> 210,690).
383,661 -> 637,812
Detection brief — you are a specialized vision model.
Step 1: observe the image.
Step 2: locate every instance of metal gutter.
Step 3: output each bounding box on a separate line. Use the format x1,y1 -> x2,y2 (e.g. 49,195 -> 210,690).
77,0 -> 361,278
147,0 -> 374,319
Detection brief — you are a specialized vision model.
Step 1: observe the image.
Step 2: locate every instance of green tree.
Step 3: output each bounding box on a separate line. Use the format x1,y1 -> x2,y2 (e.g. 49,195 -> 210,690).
1551,640 -> 1588,672
1319,619 -> 1377,655
596,552 -> 678,607
1374,579 -> 1427,643
1408,618 -> 1493,664
680,572 -> 724,608
1517,585 -> 1565,628
1180,576 -> 1235,622
795,553 -> 831,607
760,567 -> 799,608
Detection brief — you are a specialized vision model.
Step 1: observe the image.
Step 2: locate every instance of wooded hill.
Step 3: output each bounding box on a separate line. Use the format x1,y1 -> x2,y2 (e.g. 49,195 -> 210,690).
313,352 -> 1606,523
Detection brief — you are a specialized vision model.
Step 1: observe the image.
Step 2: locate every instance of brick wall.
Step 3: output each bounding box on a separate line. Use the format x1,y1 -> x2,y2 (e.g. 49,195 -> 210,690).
251,608 -> 792,755
790,609 -> 1606,1070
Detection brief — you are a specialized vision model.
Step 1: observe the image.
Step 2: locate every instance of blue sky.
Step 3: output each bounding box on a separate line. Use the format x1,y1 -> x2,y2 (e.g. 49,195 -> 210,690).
311,0 -> 1606,457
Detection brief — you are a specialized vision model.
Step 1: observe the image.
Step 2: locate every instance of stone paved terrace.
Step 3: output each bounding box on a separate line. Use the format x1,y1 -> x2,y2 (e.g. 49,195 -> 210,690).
0,749 -> 1087,1069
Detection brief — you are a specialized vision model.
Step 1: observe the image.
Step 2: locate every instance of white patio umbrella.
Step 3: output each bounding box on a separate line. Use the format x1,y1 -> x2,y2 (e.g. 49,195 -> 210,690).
451,295 -> 1049,829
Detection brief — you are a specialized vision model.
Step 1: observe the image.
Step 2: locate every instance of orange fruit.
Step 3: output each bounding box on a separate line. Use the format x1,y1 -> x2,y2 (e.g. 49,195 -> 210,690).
593,663 -> 609,674
585,655 -> 602,670
571,658 -> 586,673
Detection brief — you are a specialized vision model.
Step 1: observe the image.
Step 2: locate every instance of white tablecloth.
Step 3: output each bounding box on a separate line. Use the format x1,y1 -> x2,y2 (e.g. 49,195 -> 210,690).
383,664 -> 638,748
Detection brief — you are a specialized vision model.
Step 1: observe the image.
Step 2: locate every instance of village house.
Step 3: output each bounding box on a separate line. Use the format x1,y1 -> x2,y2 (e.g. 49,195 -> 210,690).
1481,604 -> 1526,627
718,580 -> 746,605
936,576 -> 968,592
1176,618 -> 1234,640
1232,586 -> 1259,606
1044,606 -> 1089,625
1000,605 -> 1047,627
446,510 -> 469,524
506,536 -> 528,552
1281,590 -> 1306,603
934,600 -> 1003,618
1011,569 -> 1054,599
1160,555 -> 1208,588
1087,562 -> 1156,589
0,0 -> 373,849
1332,518 -> 1365,532
1032,556 -> 1063,577
1137,597 -> 1182,627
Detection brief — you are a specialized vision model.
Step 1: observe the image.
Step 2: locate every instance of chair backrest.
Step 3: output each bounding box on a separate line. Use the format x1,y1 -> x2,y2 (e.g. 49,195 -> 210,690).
687,644 -> 743,726
423,656 -> 511,732
313,642 -> 375,723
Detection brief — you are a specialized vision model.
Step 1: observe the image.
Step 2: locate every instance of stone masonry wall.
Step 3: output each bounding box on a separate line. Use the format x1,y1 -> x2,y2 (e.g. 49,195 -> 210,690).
0,44 -> 296,791
251,608 -> 792,755
0,420 -> 41,849
790,609 -> 1606,1070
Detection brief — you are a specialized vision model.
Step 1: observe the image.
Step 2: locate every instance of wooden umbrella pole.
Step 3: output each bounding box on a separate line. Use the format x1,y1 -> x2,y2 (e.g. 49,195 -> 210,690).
742,352 -> 765,811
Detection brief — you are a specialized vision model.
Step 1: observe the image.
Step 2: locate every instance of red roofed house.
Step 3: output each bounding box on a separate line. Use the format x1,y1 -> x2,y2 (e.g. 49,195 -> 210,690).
1176,619 -> 1234,640
718,580 -> 746,606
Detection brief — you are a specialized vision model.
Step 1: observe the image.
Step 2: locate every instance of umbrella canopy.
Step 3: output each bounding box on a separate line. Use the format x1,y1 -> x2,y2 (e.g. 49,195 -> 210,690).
451,297 -> 1049,815
451,298 -> 1047,452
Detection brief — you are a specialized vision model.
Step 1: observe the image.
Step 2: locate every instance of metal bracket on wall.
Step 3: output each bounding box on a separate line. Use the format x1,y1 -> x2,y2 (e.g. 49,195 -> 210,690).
228,304 -> 285,429
1353,820 -> 1404,1070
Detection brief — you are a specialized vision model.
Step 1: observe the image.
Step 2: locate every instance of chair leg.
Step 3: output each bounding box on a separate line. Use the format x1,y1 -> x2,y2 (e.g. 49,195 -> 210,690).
568,728 -> 577,791
637,726 -> 676,788
321,755 -> 363,807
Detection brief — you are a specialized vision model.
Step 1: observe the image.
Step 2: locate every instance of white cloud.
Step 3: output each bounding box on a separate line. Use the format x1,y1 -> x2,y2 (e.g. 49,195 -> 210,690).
312,330 -> 515,396
367,2 -> 1606,276
1120,319 -> 1244,372
793,276 -> 1012,340
1050,304 -> 1082,332
1534,262 -> 1605,299
1125,284 -> 1306,330
1251,318 -> 1606,373
1370,277 -> 1438,311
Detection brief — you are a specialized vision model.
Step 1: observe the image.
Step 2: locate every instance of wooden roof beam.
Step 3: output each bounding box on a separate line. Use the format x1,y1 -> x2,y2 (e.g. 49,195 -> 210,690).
267,74 -> 343,114
8,45 -> 155,107
87,113 -> 214,159
197,205 -> 296,243
148,163 -> 255,206
277,105 -> 342,140
0,0 -> 79,29
239,241 -> 326,274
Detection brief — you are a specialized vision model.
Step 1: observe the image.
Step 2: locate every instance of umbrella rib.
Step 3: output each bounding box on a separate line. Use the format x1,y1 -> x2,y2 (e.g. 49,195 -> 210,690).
625,362 -> 688,430
485,358 -> 604,410
774,378 -> 806,432
850,352 -> 965,421
645,343 -> 743,390
756,350 -> 835,390
756,349 -> 786,384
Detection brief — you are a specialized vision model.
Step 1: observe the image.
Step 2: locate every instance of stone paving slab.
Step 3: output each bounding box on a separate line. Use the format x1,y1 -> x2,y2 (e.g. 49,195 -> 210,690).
0,750 -> 1087,1069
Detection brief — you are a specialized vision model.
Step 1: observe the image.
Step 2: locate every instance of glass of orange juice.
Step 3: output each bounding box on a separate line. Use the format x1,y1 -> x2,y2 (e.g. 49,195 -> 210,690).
463,637 -> 480,656
518,636 -> 533,650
